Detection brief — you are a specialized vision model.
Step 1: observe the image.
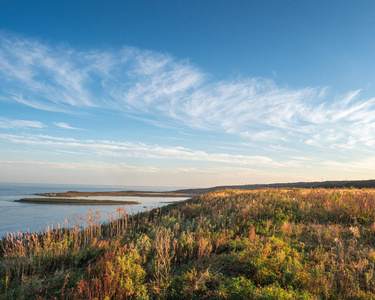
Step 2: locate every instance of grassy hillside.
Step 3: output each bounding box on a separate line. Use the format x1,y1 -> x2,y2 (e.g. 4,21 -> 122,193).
174,179 -> 375,195
2,188 -> 375,299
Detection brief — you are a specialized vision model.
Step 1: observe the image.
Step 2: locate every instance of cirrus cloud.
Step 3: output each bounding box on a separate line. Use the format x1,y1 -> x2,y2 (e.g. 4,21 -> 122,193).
53,122 -> 82,130
0,132 -> 285,167
0,117 -> 45,129
1,32 -> 375,153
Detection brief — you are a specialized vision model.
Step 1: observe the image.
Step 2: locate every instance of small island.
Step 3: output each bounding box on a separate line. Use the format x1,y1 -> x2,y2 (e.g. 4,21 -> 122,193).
36,190 -> 192,198
15,198 -> 141,205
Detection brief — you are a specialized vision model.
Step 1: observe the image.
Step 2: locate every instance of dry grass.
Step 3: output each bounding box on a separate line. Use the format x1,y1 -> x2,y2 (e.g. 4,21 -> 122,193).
2,188 -> 375,299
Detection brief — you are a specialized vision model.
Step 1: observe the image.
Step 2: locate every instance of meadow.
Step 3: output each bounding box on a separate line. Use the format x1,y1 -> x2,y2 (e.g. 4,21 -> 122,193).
1,188 -> 375,299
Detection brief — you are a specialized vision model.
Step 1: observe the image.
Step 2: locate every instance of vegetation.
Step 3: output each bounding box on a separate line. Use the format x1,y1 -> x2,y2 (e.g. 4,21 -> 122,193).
16,198 -> 141,205
174,179 -> 375,195
2,188 -> 375,299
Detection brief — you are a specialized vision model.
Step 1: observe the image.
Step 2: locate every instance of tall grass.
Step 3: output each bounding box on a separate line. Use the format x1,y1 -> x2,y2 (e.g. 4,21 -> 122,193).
1,188 -> 375,299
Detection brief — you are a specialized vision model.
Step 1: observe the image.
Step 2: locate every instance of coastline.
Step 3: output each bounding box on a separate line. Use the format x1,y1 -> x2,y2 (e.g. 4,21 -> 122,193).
0,183 -> 190,239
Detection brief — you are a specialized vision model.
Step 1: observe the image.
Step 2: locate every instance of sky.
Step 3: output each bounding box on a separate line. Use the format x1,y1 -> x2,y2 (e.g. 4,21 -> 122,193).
1,1 -> 375,188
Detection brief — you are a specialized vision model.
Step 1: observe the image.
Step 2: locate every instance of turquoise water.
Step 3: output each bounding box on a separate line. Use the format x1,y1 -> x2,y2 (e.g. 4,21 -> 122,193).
0,182 -> 188,238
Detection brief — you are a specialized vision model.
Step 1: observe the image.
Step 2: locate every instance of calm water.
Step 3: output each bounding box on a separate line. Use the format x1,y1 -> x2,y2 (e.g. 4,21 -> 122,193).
0,182 -> 188,238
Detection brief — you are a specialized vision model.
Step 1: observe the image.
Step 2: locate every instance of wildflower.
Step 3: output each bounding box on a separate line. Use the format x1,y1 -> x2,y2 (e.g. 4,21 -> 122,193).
349,226 -> 360,239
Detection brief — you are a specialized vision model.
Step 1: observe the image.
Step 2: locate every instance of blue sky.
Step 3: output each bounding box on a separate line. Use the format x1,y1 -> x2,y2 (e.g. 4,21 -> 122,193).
1,1 -> 375,187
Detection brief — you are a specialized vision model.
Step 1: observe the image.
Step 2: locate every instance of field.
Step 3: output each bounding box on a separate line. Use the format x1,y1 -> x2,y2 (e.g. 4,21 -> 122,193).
2,188 -> 375,299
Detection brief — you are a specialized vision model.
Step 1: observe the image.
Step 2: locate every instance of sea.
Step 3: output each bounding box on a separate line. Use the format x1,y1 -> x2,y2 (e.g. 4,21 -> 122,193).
0,182 -> 189,239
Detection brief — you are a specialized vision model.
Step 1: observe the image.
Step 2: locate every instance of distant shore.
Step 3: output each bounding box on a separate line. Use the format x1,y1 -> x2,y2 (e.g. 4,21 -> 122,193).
29,179 -> 375,201
15,198 -> 141,205
36,190 -> 193,198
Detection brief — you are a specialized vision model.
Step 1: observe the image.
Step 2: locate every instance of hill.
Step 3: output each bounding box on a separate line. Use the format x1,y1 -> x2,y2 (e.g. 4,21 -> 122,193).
174,179 -> 375,194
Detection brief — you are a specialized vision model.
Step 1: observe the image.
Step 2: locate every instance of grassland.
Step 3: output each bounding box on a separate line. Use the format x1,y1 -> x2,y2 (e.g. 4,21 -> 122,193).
2,188 -> 375,299
16,198 -> 141,205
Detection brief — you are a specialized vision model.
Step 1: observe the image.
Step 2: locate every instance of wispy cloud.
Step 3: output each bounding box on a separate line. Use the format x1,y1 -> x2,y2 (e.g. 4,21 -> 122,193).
1,158 -> 371,187
0,133 -> 287,168
1,33 -> 375,153
0,160 -> 318,187
0,117 -> 45,129
53,122 -> 82,130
